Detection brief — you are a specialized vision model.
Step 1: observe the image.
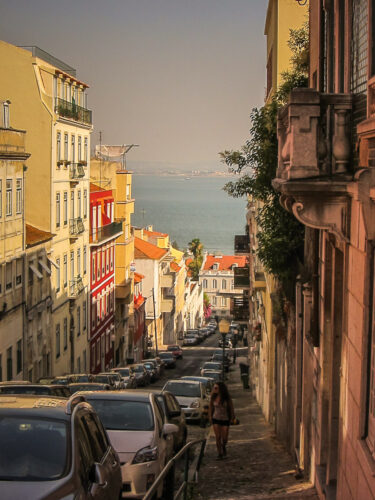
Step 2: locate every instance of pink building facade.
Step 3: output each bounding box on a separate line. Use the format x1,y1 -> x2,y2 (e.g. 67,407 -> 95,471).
273,1 -> 375,498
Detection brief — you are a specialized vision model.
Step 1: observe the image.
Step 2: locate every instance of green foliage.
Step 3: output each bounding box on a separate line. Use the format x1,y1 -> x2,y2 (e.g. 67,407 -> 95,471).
220,23 -> 309,293
188,238 -> 204,281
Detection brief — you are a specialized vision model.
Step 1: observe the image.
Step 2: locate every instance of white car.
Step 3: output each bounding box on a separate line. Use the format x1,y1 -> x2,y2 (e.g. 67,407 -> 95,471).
162,380 -> 209,424
81,390 -> 178,499
200,361 -> 222,376
183,335 -> 198,346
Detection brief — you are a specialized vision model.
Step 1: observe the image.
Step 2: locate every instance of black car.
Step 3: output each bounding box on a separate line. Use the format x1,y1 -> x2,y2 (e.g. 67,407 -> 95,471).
159,352 -> 176,368
0,394 -> 122,499
0,384 -> 70,398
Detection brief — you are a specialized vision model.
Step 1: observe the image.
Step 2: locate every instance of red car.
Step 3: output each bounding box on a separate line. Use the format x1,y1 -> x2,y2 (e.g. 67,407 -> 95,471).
167,345 -> 183,359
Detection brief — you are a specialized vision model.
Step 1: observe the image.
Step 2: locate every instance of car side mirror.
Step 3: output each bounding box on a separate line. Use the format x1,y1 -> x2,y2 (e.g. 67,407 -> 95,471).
163,423 -> 179,437
93,462 -> 107,488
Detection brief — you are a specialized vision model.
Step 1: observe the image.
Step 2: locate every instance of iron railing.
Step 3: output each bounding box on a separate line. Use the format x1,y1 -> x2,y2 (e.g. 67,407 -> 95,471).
69,217 -> 84,236
90,221 -> 123,244
233,267 -> 250,288
69,276 -> 84,297
234,234 -> 250,254
69,163 -> 85,180
143,438 -> 206,500
55,97 -> 92,125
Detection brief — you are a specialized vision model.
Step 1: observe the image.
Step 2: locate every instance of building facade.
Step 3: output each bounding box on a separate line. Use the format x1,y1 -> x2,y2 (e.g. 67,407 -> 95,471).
89,183 -> 122,373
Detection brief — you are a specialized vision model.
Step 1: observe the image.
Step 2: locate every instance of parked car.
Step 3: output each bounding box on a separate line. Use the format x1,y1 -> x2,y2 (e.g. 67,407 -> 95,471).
181,376 -> 215,395
183,334 -> 198,346
152,390 -> 187,452
200,361 -> 222,376
167,345 -> 183,359
186,329 -> 201,343
51,375 -> 78,385
147,358 -> 164,377
201,369 -> 222,382
112,367 -> 137,388
199,327 -> 210,339
0,384 -> 70,397
162,379 -> 209,425
218,337 -> 233,348
0,394 -> 122,499
103,371 -> 125,389
74,373 -> 95,383
37,377 -> 55,385
211,353 -> 230,372
68,382 -> 111,394
81,390 -> 178,498
142,361 -> 159,382
159,352 -> 176,368
128,363 -> 150,387
94,373 -> 118,389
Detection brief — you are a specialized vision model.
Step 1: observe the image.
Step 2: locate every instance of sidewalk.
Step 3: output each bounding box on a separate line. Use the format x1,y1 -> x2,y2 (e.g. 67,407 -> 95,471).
193,361 -> 319,500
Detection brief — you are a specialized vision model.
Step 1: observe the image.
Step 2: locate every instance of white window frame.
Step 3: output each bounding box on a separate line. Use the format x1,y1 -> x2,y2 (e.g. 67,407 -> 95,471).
56,192 -> 60,228
6,179 -> 12,217
16,179 -> 22,214
56,258 -> 60,293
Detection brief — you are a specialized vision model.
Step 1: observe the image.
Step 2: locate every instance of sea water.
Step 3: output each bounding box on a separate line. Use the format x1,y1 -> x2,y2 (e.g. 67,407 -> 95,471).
132,174 -> 246,255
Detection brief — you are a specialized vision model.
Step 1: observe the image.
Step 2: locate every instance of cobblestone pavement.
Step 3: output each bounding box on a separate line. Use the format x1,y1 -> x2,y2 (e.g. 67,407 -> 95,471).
193,362 -> 319,500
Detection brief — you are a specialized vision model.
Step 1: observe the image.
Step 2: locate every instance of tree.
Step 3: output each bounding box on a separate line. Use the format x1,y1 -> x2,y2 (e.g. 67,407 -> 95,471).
188,238 -> 204,281
220,24 -> 309,295
203,293 -> 212,319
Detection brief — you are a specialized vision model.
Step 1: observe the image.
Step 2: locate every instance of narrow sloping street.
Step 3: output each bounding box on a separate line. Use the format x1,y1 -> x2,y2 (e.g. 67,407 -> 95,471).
194,361 -> 318,500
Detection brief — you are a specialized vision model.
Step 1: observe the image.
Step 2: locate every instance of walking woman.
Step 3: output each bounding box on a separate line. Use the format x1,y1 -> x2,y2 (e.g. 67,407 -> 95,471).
209,381 -> 235,459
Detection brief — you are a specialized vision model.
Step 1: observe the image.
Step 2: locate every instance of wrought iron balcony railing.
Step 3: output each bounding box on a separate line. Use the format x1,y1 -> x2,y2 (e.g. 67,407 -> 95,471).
69,275 -> 84,297
69,217 -> 85,236
230,296 -> 249,321
90,221 -> 123,244
234,235 -> 250,255
55,97 -> 92,126
69,163 -> 85,180
233,266 -> 250,289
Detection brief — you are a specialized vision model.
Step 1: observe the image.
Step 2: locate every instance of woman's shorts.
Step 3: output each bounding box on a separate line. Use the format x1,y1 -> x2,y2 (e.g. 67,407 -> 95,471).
212,418 -> 230,426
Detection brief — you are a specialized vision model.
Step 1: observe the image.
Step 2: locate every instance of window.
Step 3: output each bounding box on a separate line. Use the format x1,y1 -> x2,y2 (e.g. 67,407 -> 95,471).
56,324 -> 60,358
231,280 -> 234,290
70,251 -> 74,283
213,296 -> 217,306
6,347 -> 12,381
55,258 -> 60,293
16,258 -> 22,286
2,101 -> 10,128
16,179 -> 22,214
57,132 -> 61,163
63,318 -> 67,351
6,179 -> 12,216
77,248 -> 81,277
70,191 -> 74,219
106,247 -> 109,273
110,245 -> 114,271
203,279 -> 207,288
92,300 -> 96,329
213,279 -> 217,289
83,301 -> 87,331
77,306 -> 81,337
83,190 -> 87,218
221,297 -> 226,307
84,137 -> 88,162
16,340 -> 22,374
92,254 -> 96,283
83,246 -> 87,274
77,190 -> 81,218
71,135 -> 75,163
126,184 -> 131,199
102,250 -> 105,276
64,133 -> 69,161
56,192 -> 60,228
78,136 -> 82,161
97,251 -> 101,280
63,192 -> 68,225
6,262 -> 12,291
222,279 -> 226,290
63,254 -> 67,287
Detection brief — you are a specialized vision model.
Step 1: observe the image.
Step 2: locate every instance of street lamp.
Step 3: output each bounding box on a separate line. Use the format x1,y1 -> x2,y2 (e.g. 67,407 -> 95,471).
219,319 -> 230,382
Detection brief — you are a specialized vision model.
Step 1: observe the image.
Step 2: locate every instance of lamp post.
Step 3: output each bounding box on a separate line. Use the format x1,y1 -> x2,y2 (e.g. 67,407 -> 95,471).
219,319 -> 230,382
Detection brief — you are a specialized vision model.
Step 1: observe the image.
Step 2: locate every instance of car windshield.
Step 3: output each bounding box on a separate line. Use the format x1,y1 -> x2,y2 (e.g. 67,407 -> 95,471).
75,375 -> 90,382
95,376 -> 110,383
204,363 -> 221,370
0,416 -> 68,480
144,363 -> 153,369
133,365 -> 144,373
164,382 -> 200,397
203,371 -> 221,380
160,353 -> 173,359
116,369 -> 130,377
87,399 -> 154,431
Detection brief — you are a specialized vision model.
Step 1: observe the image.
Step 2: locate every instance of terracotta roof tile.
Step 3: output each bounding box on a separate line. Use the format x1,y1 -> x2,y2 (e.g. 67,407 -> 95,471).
144,229 -> 168,238
203,255 -> 248,271
26,224 -> 54,248
134,237 -> 168,260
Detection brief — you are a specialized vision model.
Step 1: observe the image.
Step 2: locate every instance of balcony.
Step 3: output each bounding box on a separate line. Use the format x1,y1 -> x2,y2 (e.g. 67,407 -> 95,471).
273,88 -> 355,242
233,267 -> 250,289
69,163 -> 85,181
69,217 -> 85,237
90,221 -> 123,245
234,235 -> 250,255
230,296 -> 249,321
252,263 -> 266,289
161,273 -> 174,288
69,276 -> 84,298
55,97 -> 92,126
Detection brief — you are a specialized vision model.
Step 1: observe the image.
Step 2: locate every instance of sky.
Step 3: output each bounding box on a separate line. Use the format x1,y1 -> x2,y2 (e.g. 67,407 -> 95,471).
0,0 -> 267,169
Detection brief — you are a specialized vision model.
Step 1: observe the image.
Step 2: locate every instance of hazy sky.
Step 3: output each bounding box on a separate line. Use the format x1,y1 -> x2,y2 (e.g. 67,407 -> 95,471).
0,0 -> 267,168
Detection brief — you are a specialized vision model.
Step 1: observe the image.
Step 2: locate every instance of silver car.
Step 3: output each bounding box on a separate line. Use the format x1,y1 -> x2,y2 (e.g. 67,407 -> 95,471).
0,394 -> 122,499
162,380 -> 209,425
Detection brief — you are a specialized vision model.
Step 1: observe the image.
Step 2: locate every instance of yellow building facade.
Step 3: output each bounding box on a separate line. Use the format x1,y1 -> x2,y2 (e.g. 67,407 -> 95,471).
0,42 -> 92,376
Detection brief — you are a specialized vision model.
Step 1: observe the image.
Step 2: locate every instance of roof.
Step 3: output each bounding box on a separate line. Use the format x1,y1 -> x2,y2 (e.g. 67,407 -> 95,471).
80,390 -> 152,402
26,224 -> 54,248
202,255 -> 248,271
170,261 -> 181,272
90,182 -> 106,192
0,394 -> 72,419
144,229 -> 168,238
134,237 -> 168,260
134,272 -> 145,284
